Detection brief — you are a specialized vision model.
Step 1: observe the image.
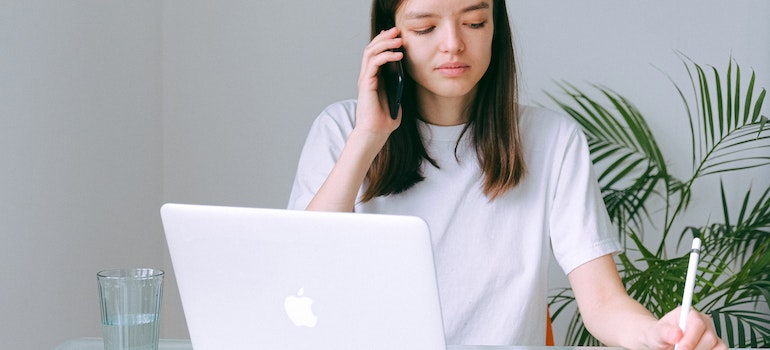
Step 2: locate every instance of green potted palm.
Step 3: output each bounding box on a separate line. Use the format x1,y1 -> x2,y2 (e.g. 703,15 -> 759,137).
546,56 -> 770,348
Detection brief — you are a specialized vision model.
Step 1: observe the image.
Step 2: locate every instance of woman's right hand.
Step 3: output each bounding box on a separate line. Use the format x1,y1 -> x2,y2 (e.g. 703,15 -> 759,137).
354,26 -> 404,139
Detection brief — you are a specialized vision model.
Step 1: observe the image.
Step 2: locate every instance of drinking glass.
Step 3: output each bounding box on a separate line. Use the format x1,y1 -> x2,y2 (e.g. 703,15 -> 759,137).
97,268 -> 164,350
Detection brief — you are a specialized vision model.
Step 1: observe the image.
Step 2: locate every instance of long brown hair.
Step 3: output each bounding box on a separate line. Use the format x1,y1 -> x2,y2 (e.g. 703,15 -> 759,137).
363,0 -> 525,202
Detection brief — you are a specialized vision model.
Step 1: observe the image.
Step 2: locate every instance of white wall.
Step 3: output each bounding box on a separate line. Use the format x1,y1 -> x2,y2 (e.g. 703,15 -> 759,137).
1,0 -> 768,348
0,1 -> 163,349
161,0 -> 370,209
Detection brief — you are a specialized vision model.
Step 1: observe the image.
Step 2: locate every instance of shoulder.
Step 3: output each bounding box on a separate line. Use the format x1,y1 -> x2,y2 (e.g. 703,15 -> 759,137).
518,104 -> 589,157
519,104 -> 580,133
316,99 -> 357,127
306,99 -> 358,140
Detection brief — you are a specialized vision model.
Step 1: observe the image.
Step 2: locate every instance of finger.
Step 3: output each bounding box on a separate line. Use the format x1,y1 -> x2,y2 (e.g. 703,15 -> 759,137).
648,308 -> 683,349
361,40 -> 404,73
691,331 -> 724,350
358,50 -> 404,91
364,29 -> 401,54
661,323 -> 684,347
374,26 -> 400,41
363,27 -> 403,59
359,28 -> 403,81
689,313 -> 726,350
678,312 -> 722,350
677,313 -> 704,350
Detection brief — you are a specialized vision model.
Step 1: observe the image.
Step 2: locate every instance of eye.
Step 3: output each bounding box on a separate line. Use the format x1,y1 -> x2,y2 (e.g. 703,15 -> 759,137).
413,26 -> 435,35
468,21 -> 486,29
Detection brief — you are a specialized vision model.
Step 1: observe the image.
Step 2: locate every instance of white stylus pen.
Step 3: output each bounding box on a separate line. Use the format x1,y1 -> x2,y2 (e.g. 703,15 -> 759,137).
678,237 -> 702,333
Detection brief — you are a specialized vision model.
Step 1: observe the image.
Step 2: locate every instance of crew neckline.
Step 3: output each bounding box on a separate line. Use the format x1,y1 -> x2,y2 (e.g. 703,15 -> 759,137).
418,120 -> 468,142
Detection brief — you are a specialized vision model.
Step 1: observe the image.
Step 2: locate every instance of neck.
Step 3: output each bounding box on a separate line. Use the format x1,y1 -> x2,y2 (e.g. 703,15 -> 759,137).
416,87 -> 477,126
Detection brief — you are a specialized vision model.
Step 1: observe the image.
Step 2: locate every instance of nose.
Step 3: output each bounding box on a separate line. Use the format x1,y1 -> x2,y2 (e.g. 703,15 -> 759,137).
439,24 -> 464,54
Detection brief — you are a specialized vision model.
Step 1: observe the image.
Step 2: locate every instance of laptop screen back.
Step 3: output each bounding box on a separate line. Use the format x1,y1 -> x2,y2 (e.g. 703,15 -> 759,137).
161,203 -> 446,350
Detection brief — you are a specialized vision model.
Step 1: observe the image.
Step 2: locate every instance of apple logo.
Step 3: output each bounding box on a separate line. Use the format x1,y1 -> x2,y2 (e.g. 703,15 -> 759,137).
284,288 -> 318,327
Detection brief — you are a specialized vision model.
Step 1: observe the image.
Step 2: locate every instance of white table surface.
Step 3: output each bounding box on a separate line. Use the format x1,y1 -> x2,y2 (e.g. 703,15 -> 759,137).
54,338 -> 191,350
53,337 -> 619,350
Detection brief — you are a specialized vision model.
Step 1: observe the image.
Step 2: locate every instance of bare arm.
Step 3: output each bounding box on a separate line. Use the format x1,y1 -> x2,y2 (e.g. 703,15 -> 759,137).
305,129 -> 388,211
305,28 -> 403,212
568,254 -> 726,350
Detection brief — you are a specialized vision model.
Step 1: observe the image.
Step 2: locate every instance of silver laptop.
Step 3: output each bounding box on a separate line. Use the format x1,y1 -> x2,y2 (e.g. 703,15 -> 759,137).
160,203 -> 446,350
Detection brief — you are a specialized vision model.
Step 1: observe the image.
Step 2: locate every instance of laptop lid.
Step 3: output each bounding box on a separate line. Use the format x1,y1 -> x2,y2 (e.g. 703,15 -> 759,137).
160,203 -> 446,350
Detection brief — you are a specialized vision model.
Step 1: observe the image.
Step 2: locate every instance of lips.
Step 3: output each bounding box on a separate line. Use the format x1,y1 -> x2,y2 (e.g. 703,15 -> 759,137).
436,62 -> 470,77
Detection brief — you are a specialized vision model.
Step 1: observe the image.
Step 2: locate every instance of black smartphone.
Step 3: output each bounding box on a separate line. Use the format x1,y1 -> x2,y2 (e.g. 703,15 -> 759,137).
381,21 -> 404,120
383,57 -> 404,120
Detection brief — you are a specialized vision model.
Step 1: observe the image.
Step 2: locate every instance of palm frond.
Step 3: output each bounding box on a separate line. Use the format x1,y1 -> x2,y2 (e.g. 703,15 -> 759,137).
547,56 -> 770,348
711,300 -> 770,348
675,56 -> 770,179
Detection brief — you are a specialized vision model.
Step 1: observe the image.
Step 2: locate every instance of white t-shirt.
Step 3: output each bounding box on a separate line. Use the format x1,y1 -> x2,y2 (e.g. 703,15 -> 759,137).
288,100 -> 621,345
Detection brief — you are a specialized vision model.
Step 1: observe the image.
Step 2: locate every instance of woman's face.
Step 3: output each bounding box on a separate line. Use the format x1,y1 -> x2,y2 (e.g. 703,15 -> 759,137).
395,0 -> 494,105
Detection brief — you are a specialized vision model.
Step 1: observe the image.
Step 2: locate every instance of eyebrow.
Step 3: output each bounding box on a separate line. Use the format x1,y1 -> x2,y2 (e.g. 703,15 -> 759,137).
404,1 -> 490,20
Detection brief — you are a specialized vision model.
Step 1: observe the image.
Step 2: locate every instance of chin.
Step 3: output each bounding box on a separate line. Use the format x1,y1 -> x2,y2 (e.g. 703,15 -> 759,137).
437,85 -> 478,99
415,78 -> 480,101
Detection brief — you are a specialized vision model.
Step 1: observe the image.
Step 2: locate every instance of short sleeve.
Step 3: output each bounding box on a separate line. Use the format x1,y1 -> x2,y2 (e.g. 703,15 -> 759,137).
549,126 -> 621,274
287,100 -> 357,210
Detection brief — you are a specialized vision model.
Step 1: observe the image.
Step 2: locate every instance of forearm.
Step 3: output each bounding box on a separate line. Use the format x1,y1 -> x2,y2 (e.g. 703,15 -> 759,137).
569,255 -> 662,349
305,129 -> 388,212
570,254 -> 726,350
578,290 -> 660,349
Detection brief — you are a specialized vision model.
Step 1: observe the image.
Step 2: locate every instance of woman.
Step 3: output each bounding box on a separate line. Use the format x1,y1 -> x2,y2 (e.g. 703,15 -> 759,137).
288,0 -> 725,348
